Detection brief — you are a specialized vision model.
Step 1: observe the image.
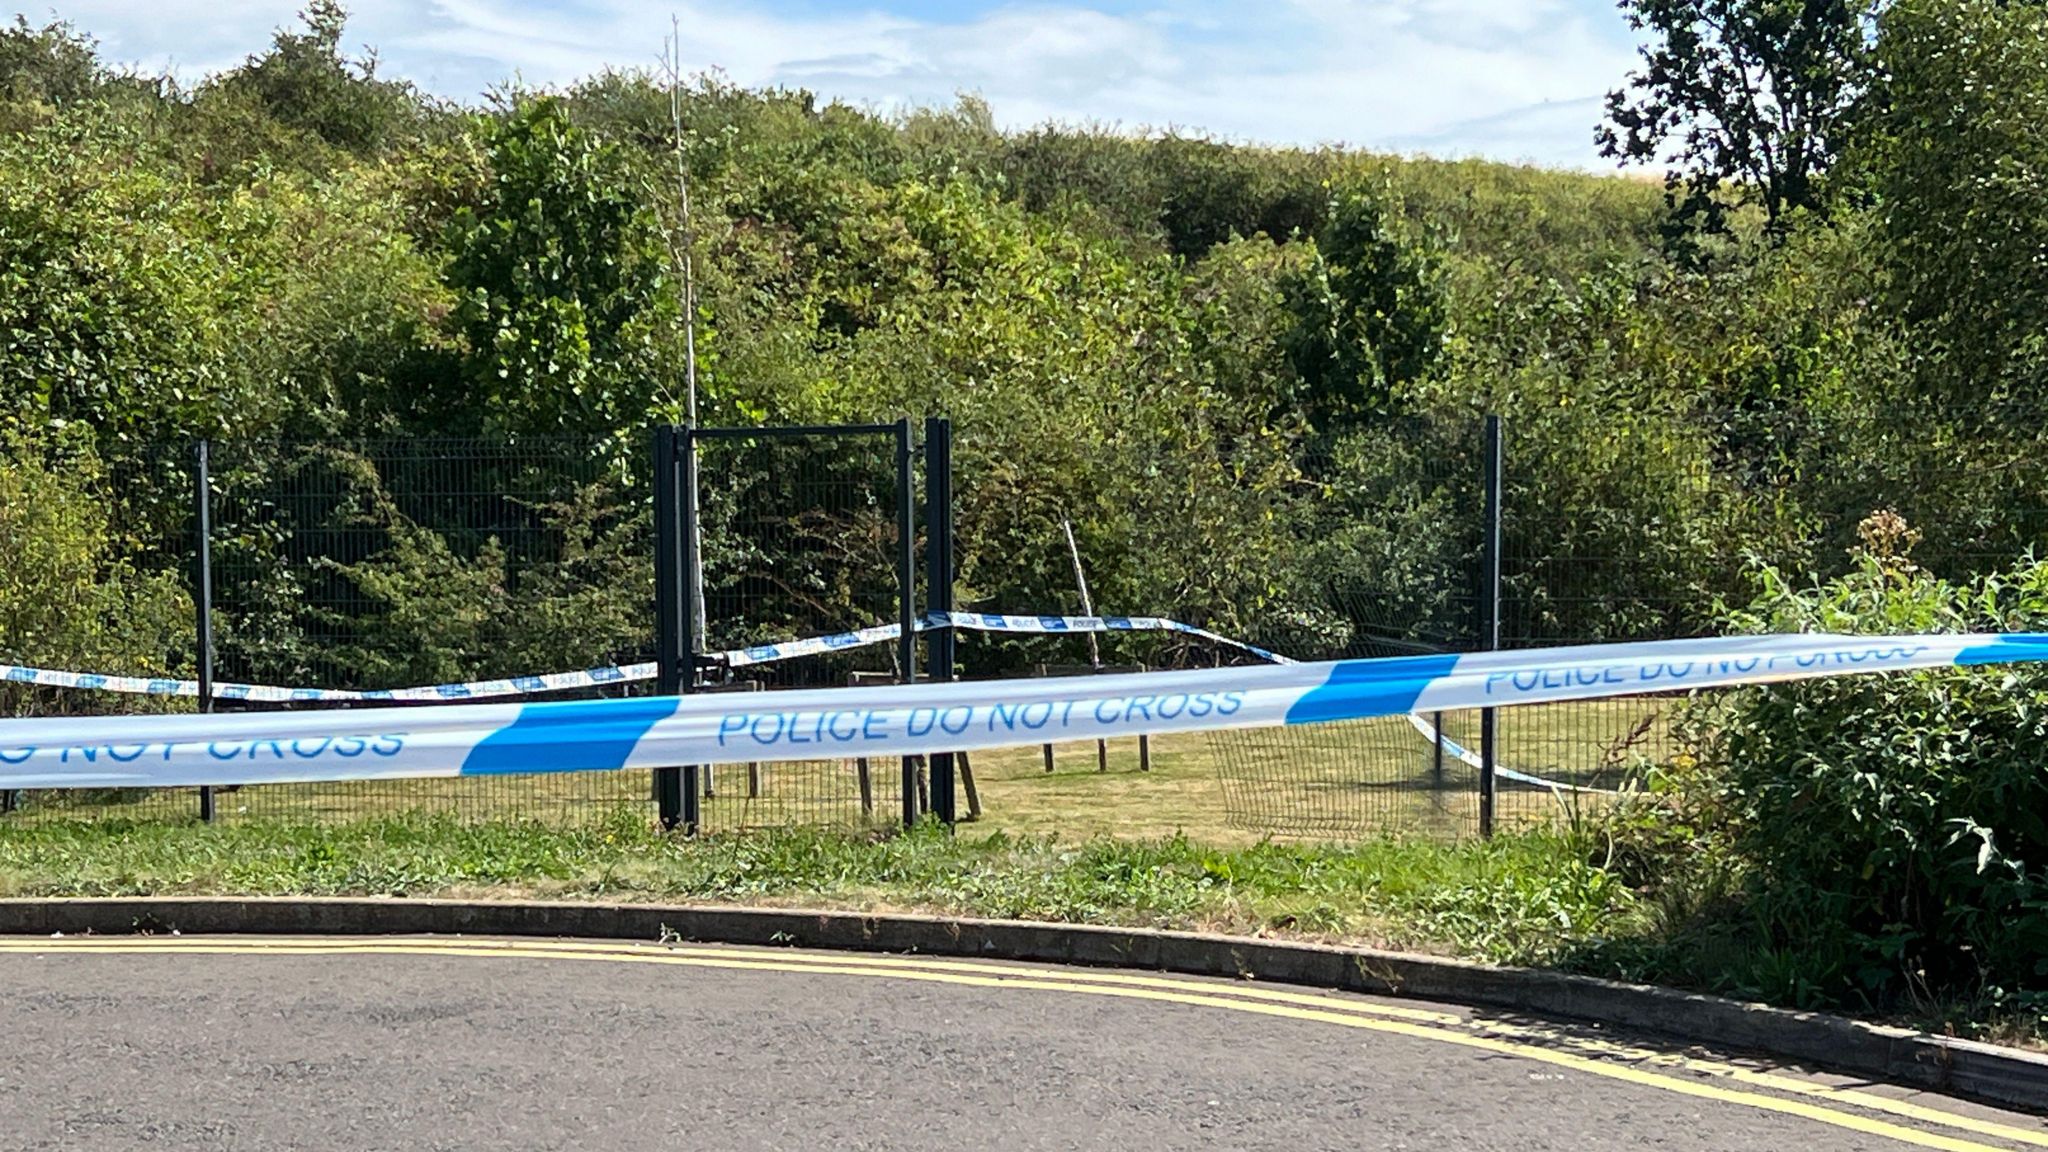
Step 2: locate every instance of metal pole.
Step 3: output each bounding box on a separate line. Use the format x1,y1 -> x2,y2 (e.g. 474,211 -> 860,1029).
1479,414 -> 1503,839
897,418 -> 919,828
653,426 -> 685,830
681,425 -> 703,835
925,417 -> 956,826
195,439 -> 216,824
1431,709 -> 1446,787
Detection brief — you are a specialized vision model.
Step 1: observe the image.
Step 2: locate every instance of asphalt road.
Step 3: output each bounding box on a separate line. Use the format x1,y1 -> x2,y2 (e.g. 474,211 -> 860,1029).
1,936 -> 2043,1151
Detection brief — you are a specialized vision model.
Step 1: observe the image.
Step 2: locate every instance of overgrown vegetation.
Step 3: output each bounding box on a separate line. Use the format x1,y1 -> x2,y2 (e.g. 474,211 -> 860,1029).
0,815 -> 1636,970
10,0 -> 2048,1042
1581,526 -> 2048,1034
4,1 -> 2047,682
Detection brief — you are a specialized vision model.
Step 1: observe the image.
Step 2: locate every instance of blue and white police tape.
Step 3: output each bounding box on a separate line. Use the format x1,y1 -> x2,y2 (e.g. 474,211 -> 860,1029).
5,631 -> 2045,791
0,659 -> 662,704
0,612 -> 1286,703
1402,714 -> 1621,796
723,612 -> 1294,668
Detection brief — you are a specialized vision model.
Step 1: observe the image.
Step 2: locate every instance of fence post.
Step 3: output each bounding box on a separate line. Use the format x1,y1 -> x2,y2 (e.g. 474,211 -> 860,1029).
896,417 -> 919,828
680,424 -> 703,834
924,417 -> 956,826
652,425 -> 687,831
195,439 -> 217,824
1479,414 -> 1503,838
1431,709 -> 1445,788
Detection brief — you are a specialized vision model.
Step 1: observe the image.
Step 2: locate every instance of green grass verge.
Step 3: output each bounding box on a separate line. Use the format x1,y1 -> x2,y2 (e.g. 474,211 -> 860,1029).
9,810 -> 2044,1047
0,812 -> 1639,970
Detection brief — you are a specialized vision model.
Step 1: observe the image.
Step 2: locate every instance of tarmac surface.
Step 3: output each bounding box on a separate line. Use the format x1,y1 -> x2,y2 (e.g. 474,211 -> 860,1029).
3,935 -> 2046,1151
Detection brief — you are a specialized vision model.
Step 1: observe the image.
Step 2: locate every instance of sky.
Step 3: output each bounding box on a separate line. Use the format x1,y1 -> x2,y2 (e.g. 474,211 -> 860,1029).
17,0 -> 1650,170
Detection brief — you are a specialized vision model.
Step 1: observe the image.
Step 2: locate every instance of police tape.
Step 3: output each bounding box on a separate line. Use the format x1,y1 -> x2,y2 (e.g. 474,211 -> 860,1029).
1401,714 -> 1622,796
0,612 -> 1285,704
3,631 -> 2043,790
724,612 -> 1295,668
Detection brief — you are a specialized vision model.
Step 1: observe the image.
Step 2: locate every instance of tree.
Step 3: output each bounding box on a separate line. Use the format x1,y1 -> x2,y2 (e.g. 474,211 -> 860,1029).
1598,0 -> 1879,241
1280,190 -> 1446,430
1867,0 -> 2048,406
202,1 -> 420,158
443,97 -> 673,442
0,17 -> 103,112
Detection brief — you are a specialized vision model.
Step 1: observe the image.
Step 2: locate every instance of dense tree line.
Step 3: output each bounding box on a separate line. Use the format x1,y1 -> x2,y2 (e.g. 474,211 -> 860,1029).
2,1 -> 2046,698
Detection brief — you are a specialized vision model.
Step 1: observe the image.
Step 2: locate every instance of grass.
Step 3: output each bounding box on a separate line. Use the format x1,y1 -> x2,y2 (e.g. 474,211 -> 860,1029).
8,728 -> 2046,1048
0,812 -> 1642,970
1,699 -> 1675,843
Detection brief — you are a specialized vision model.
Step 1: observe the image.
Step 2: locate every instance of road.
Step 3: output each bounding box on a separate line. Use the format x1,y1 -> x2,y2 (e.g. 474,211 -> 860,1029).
1,935 -> 2043,1151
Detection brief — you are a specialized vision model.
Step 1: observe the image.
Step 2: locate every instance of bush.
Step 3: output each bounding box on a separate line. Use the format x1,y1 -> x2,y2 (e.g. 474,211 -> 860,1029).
1667,523 -> 2048,1009
0,431 -> 191,716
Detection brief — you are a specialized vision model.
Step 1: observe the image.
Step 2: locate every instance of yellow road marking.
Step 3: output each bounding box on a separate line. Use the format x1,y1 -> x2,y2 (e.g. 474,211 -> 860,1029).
1457,1017 -> 2048,1149
19,934 -> 1467,1025
0,937 -> 2035,1152
26,931 -> 2048,1147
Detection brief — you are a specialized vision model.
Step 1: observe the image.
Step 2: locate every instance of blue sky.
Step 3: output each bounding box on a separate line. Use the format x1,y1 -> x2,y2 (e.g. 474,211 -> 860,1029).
21,0 -> 1648,169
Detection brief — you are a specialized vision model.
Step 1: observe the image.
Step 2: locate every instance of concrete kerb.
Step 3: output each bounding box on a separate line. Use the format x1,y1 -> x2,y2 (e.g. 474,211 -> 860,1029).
3,896 -> 2044,1111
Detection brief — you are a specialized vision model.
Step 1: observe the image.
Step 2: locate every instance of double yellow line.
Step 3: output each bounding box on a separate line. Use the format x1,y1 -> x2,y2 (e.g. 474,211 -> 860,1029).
3,935 -> 2041,1151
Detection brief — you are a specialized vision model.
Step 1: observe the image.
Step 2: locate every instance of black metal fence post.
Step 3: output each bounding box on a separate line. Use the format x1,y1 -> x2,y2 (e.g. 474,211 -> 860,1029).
195,439 -> 217,824
924,417 -> 956,826
680,425 -> 703,835
652,425 -> 686,831
896,417 -> 919,828
1479,414 -> 1503,838
1431,709 -> 1445,788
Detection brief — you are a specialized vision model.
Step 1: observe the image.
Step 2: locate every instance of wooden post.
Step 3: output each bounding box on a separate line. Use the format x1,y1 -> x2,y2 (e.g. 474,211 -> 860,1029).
958,751 -> 982,820
1061,518 -> 1114,773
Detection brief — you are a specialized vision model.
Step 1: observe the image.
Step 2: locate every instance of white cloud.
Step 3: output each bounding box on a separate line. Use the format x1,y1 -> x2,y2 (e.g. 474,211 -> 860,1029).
13,0 -> 1644,168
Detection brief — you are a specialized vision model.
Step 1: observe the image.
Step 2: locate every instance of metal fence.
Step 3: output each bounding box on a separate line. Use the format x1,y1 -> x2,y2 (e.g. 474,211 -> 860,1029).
1,425 -> 934,831
661,421 -> 922,835
1212,412 -> 1488,836
11,406 -> 2048,840
1212,403 -> 2048,839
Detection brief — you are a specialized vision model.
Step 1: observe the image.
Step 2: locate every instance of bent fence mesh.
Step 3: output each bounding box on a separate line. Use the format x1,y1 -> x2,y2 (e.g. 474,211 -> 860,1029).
1209,404 -> 2048,839
1208,414 -> 1487,837
688,430 -> 910,833
14,407 -> 2048,838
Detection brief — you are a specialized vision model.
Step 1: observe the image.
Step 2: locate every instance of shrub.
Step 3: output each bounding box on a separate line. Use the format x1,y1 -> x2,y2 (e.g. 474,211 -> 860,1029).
1670,523 -> 2048,1008
0,430 -> 191,716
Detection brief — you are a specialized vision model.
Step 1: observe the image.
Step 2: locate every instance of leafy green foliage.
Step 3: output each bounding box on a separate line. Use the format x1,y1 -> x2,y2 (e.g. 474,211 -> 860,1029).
0,17 -> 108,129
0,432 -> 190,717
1868,0 -> 2048,407
198,0 -> 422,162
1280,189 -> 1447,429
1,3 -> 2045,692
1655,538 -> 2048,1008
444,97 -> 676,445
1600,0 -> 1878,242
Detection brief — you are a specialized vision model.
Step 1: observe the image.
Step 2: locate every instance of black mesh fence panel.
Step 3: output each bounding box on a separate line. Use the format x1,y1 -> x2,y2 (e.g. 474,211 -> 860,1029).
1209,414 -> 1487,837
15,405 -> 2048,839
688,429 -> 911,832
